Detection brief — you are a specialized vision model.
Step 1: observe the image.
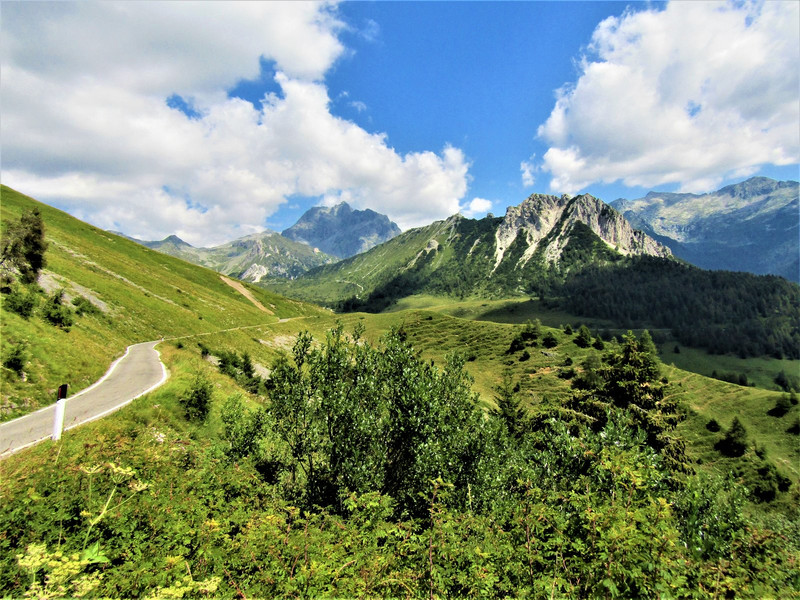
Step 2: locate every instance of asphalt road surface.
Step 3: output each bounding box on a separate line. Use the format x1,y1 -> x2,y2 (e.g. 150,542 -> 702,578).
0,340 -> 168,458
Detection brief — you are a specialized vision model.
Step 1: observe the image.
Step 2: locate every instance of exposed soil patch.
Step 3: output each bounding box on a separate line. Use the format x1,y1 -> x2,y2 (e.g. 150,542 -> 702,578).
220,275 -> 273,314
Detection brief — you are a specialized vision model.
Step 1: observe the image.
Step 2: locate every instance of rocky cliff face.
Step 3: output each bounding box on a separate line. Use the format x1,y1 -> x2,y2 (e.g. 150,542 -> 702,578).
494,193 -> 670,272
282,202 -> 401,259
612,177 -> 799,281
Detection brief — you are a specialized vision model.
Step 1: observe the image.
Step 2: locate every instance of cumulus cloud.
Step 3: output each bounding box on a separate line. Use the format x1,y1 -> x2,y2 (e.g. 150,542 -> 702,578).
520,158 -> 537,187
537,1 -> 799,194
1,2 -> 469,245
461,198 -> 493,218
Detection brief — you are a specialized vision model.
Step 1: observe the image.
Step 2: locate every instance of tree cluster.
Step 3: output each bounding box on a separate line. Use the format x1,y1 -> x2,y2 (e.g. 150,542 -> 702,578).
555,256 -> 800,359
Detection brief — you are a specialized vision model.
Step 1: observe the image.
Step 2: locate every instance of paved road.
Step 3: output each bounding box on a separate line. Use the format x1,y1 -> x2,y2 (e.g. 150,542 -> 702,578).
0,341 -> 168,458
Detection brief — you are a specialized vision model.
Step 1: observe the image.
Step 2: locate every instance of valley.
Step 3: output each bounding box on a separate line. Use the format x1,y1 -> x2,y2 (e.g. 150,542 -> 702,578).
1,184 -> 798,598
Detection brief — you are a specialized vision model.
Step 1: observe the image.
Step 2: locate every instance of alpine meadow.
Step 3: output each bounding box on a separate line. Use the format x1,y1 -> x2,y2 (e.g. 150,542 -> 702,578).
2,1 -> 800,599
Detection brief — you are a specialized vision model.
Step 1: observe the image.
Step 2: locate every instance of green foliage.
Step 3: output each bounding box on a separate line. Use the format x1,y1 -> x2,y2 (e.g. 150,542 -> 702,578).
2,285 -> 38,318
71,295 -> 100,316
542,331 -> 558,348
557,256 -> 800,359
774,369 -> 800,392
40,289 -> 74,330
567,331 -> 687,472
716,417 -> 748,457
2,336 -> 799,598
265,325 -> 489,517
493,370 -> 525,438
2,340 -> 28,376
179,374 -> 212,422
0,207 -> 47,286
767,394 -> 793,417
574,324 -> 592,347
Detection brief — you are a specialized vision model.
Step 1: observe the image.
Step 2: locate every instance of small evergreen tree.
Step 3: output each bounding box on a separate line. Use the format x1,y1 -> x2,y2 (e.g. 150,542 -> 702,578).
716,417 -> 748,457
493,370 -> 525,438
542,332 -> 558,348
767,394 -> 792,418
574,325 -> 592,348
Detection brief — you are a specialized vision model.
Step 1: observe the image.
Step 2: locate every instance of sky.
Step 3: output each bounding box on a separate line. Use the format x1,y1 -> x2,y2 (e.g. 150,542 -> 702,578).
2,0 -> 798,246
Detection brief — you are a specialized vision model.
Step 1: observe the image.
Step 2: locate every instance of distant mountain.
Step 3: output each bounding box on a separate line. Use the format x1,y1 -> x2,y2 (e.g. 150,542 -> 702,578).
611,177 -> 799,281
282,202 -> 401,259
139,231 -> 336,282
263,193 -> 671,309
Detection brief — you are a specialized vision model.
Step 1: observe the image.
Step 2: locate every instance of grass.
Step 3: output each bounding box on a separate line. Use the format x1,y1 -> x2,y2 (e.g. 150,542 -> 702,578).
0,186 -> 323,420
3,184 -> 797,498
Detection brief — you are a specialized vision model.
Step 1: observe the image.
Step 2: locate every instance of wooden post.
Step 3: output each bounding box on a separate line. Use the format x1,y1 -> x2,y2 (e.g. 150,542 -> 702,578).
52,384 -> 68,441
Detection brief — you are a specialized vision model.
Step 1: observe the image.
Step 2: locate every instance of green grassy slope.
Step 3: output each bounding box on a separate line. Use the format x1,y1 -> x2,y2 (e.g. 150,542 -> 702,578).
3,185 -> 796,491
0,186 -> 323,420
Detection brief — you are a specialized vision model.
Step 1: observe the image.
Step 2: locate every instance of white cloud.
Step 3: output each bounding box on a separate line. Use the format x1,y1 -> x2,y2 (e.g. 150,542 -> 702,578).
461,198 -> 493,218
1,2 -> 469,245
536,1 -> 800,195
520,158 -> 537,187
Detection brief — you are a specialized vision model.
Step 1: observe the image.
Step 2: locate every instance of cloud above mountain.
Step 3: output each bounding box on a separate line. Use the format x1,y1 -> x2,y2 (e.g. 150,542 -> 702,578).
537,1 -> 799,194
1,2 -> 469,245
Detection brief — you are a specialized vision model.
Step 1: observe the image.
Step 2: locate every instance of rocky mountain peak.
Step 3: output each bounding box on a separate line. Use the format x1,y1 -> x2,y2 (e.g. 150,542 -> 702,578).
492,193 -> 669,271
282,202 -> 401,258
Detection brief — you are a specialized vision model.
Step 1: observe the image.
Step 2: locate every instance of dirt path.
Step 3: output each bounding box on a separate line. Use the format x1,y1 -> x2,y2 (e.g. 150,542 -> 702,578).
220,275 -> 273,314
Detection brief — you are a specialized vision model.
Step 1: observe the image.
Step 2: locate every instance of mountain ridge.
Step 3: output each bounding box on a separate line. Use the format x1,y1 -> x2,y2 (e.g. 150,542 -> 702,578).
263,192 -> 671,309
612,177 -> 799,281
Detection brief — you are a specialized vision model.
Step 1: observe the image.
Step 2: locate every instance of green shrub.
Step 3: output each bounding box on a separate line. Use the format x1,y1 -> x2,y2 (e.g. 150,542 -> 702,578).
574,325 -> 592,348
542,332 -> 558,348
41,289 -> 73,329
706,419 -> 721,432
2,340 -> 27,376
715,417 -> 748,457
71,295 -> 100,316
2,286 -> 38,318
767,394 -> 792,418
180,374 -> 212,422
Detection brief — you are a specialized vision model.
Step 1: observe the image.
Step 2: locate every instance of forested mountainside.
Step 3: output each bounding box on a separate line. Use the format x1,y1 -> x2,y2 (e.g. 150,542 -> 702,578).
264,192 -> 670,308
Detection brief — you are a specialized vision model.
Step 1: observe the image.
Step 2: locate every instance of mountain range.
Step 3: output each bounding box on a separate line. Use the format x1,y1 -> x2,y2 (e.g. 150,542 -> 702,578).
612,177 -> 799,282
264,192 -> 671,309
128,202 -> 401,283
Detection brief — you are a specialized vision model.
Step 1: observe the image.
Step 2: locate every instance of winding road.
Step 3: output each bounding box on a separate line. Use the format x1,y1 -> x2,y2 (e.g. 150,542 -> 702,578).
0,340 -> 168,458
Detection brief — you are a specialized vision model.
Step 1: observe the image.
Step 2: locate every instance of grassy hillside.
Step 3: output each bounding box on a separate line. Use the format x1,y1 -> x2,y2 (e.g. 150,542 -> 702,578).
1,187 -> 797,597
0,186 -> 322,420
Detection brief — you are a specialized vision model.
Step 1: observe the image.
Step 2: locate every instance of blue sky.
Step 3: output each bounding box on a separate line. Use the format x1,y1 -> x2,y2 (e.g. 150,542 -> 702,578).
2,1 -> 798,245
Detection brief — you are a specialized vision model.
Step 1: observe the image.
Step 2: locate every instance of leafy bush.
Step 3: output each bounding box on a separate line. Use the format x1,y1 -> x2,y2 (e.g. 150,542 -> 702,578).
0,208 -> 47,285
71,295 -> 100,316
2,286 -> 38,318
2,340 -> 28,376
179,374 -> 212,422
41,289 -> 74,330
